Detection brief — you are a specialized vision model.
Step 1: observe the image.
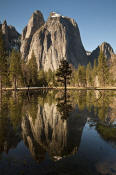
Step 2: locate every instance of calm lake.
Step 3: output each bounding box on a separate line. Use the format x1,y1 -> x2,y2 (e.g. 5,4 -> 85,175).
0,90 -> 116,175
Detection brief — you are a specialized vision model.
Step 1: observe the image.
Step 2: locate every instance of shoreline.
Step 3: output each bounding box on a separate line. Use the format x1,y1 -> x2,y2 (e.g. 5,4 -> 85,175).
1,87 -> 116,91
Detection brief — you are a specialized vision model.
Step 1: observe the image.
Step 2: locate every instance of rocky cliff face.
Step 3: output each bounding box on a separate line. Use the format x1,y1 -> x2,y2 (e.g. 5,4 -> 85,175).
20,10 -> 45,60
89,42 -> 114,65
0,20 -> 20,51
21,11 -> 88,71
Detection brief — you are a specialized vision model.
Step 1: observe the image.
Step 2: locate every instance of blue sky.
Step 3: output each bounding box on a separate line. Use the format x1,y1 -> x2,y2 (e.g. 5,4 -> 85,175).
0,0 -> 116,52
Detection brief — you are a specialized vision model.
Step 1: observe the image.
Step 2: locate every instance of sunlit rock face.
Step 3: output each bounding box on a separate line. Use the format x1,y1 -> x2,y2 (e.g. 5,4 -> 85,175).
21,102 -> 87,161
0,20 -> 20,51
20,10 -> 45,60
88,42 -> 114,65
22,11 -> 88,71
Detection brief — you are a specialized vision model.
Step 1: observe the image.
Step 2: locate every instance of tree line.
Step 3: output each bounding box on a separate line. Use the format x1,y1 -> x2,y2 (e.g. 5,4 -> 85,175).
0,30 -> 114,90
70,52 -> 114,87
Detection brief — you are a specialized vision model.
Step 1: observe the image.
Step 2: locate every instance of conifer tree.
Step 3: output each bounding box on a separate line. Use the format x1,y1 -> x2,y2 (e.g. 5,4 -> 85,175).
27,52 -> 38,86
56,59 -> 72,92
97,52 -> 110,87
71,68 -> 78,86
86,62 -> 93,86
0,30 -> 7,91
38,70 -> 48,86
93,59 -> 97,76
77,65 -> 86,87
9,49 -> 21,90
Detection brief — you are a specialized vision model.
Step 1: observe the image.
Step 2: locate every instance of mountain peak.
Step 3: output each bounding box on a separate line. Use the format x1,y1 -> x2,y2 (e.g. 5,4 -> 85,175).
50,12 -> 63,18
25,11 -> 87,71
88,42 -> 114,64
32,10 -> 43,17
3,20 -> 7,26
20,10 -> 45,60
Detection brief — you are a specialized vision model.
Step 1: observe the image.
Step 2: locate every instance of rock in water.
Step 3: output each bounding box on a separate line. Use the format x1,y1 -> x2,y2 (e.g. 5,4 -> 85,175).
22,11 -> 88,71
20,10 -> 45,60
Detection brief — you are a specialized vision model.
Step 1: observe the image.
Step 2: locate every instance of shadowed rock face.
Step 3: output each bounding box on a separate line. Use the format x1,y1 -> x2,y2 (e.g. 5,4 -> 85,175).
20,10 -> 45,60
88,42 -> 114,65
0,20 -> 20,51
21,102 -> 87,161
25,12 -> 88,71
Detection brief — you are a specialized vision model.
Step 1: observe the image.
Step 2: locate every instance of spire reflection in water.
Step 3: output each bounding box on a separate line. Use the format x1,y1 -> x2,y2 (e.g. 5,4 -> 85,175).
0,90 -> 116,175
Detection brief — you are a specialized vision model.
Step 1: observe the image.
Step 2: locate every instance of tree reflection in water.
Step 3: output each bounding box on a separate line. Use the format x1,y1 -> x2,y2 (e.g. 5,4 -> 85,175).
0,90 -> 116,175
56,90 -> 73,120
21,90 -> 87,162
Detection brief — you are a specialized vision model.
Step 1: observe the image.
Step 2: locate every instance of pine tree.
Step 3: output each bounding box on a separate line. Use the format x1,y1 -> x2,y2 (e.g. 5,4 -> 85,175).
21,60 -> 28,86
27,52 -> 38,86
38,70 -> 48,86
92,59 -> 98,87
71,68 -> 78,86
0,30 -> 7,91
86,62 -> 93,86
77,65 -> 86,87
56,59 -> 72,92
9,49 -> 21,90
97,52 -> 110,87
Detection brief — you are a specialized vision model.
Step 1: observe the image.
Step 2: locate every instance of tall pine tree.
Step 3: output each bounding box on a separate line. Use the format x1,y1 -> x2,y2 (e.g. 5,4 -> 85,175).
9,49 -> 21,90
77,65 -> 86,87
27,52 -> 38,86
56,59 -> 72,92
86,62 -> 93,87
97,52 -> 110,87
0,30 -> 7,91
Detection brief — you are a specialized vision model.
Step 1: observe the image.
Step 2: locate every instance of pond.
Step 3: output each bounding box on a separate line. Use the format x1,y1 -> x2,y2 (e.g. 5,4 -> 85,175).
0,90 -> 116,175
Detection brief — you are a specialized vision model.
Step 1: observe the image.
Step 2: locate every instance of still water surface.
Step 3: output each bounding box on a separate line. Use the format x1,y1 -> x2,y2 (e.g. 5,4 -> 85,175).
0,90 -> 116,175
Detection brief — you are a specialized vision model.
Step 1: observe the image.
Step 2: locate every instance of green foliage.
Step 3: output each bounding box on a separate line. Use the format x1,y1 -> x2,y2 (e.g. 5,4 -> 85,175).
45,69 -> 56,86
93,59 -> 97,76
0,30 -> 8,88
9,95 -> 23,130
38,70 -> 48,86
97,52 -> 110,86
57,96 -> 73,120
27,52 -> 38,86
70,68 -> 78,86
96,124 -> 116,141
56,59 -> 72,90
9,49 -> 21,88
77,65 -> 86,87
86,62 -> 93,86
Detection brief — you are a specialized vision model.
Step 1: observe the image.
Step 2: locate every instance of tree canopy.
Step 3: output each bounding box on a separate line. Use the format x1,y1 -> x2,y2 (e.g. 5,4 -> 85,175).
56,59 -> 72,91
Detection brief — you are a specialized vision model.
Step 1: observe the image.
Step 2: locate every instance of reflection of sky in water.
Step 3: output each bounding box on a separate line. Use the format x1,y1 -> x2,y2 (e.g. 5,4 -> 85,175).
78,121 -> 116,174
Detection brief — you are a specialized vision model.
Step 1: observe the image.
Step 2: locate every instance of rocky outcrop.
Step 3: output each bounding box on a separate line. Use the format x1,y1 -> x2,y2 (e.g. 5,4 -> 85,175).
0,20 -> 20,51
89,42 -> 114,65
22,12 -> 88,71
20,10 -> 45,60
